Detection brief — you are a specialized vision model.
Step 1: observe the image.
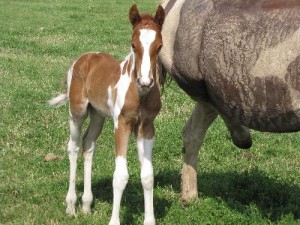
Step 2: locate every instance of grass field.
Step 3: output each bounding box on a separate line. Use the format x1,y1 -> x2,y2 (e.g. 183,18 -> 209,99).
0,0 -> 299,224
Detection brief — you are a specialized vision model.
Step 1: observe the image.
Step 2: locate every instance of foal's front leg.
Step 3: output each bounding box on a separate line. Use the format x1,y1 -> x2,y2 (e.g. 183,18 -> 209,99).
109,116 -> 132,225
136,121 -> 155,225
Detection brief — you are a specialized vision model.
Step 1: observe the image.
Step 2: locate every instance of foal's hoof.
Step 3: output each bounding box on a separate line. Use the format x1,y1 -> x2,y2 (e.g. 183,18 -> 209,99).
108,219 -> 120,225
144,218 -> 155,225
66,206 -> 76,216
82,205 -> 91,214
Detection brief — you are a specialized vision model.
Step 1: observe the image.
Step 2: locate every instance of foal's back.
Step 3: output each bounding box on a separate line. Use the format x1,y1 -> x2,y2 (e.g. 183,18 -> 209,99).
69,52 -> 123,117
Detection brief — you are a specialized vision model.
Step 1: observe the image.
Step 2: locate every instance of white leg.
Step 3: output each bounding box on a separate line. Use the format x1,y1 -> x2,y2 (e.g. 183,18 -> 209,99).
109,118 -> 131,225
82,110 -> 105,214
66,115 -> 85,215
137,137 -> 155,225
109,156 -> 129,225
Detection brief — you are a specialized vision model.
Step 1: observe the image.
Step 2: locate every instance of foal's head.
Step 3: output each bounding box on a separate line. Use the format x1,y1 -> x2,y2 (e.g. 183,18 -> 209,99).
129,4 -> 165,94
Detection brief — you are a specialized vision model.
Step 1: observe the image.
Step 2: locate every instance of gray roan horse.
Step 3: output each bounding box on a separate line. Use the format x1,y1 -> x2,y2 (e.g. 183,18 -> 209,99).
159,0 -> 300,204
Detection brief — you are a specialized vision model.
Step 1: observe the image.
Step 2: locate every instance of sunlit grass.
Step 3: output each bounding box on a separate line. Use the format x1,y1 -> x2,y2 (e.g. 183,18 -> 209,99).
0,0 -> 299,224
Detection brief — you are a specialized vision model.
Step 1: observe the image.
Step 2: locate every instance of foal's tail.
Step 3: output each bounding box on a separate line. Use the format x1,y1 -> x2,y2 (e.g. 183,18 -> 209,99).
48,93 -> 69,107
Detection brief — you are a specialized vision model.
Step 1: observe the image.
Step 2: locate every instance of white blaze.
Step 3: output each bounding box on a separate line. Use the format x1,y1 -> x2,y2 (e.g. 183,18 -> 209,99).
139,29 -> 156,85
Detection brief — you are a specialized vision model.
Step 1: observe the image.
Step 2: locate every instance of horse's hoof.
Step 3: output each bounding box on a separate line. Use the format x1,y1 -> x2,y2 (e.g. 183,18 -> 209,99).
180,195 -> 199,207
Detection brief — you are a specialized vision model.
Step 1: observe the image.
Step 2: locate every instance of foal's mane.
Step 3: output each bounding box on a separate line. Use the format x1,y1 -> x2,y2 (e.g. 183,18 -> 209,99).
137,13 -> 163,30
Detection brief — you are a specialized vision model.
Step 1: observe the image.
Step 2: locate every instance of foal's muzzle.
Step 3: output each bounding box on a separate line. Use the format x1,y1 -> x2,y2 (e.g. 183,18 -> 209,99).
137,77 -> 154,94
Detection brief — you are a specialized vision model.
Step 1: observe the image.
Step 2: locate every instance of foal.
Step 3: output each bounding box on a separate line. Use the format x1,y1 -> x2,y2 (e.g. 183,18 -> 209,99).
48,4 -> 165,225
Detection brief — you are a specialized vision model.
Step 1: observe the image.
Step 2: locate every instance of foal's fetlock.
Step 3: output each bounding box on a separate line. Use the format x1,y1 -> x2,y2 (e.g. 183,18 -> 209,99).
82,193 -> 93,214
66,193 -> 77,215
108,218 -> 120,225
144,218 -> 155,225
66,204 -> 76,216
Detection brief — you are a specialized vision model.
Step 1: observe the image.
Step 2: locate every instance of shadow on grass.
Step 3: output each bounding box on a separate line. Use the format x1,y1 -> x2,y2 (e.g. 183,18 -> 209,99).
77,168 -> 299,223
155,168 -> 300,222
78,177 -> 172,225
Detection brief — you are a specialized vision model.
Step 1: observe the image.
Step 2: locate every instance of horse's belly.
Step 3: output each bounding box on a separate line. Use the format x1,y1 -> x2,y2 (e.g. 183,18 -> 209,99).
207,76 -> 300,132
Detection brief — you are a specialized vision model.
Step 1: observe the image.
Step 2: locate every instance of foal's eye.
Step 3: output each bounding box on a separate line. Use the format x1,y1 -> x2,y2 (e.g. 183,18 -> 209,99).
131,43 -> 136,50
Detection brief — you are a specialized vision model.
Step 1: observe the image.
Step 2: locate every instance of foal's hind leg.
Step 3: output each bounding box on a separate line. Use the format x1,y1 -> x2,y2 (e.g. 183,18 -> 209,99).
181,101 -> 218,206
66,112 -> 87,215
82,107 -> 105,214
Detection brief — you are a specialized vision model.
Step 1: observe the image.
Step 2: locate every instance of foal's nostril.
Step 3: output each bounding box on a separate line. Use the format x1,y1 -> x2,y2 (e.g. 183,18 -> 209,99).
149,78 -> 154,87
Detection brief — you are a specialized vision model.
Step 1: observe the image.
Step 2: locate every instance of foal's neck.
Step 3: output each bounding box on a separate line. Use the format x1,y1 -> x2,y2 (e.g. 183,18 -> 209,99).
120,48 -> 135,78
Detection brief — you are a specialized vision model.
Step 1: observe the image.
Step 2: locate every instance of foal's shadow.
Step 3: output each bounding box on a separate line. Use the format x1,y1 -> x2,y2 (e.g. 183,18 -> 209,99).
155,168 -> 300,221
78,177 -> 172,224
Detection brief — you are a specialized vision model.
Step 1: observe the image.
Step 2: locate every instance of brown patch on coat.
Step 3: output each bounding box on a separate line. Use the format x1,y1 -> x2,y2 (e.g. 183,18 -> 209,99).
262,0 -> 300,9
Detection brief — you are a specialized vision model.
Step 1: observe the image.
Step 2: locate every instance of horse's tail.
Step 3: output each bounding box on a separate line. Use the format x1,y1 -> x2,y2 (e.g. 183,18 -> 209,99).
48,93 -> 69,107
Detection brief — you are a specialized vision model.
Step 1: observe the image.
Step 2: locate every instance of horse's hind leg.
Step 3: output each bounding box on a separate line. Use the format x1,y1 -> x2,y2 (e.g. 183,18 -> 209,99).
181,101 -> 218,206
66,112 -> 87,215
82,107 -> 105,214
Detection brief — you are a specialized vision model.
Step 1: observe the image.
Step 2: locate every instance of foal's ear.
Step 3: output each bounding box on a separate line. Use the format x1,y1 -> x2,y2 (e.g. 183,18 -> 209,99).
129,4 -> 141,28
154,5 -> 165,28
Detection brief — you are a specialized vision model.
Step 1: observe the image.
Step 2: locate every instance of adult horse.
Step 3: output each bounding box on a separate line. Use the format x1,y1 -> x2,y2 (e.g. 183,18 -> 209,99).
159,0 -> 300,204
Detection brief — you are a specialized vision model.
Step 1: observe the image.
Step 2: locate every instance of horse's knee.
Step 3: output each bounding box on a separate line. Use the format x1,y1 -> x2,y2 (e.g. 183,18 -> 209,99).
230,126 -> 252,149
113,174 -> 129,192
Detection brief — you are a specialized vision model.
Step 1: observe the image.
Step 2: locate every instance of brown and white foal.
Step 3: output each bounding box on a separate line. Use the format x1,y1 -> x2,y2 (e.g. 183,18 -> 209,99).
48,5 -> 165,225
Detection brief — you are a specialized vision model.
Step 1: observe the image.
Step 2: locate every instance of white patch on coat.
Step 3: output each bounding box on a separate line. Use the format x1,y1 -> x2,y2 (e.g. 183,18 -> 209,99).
250,28 -> 300,78
139,29 -> 156,85
107,85 -> 114,115
159,0 -> 185,72
67,60 -> 78,97
107,53 -> 134,129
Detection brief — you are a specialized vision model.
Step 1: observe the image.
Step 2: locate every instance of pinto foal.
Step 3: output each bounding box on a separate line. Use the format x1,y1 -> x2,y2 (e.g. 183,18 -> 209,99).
48,5 -> 165,225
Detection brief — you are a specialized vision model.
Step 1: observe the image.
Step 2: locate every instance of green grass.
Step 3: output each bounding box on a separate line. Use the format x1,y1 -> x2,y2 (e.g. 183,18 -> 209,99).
0,0 -> 299,224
